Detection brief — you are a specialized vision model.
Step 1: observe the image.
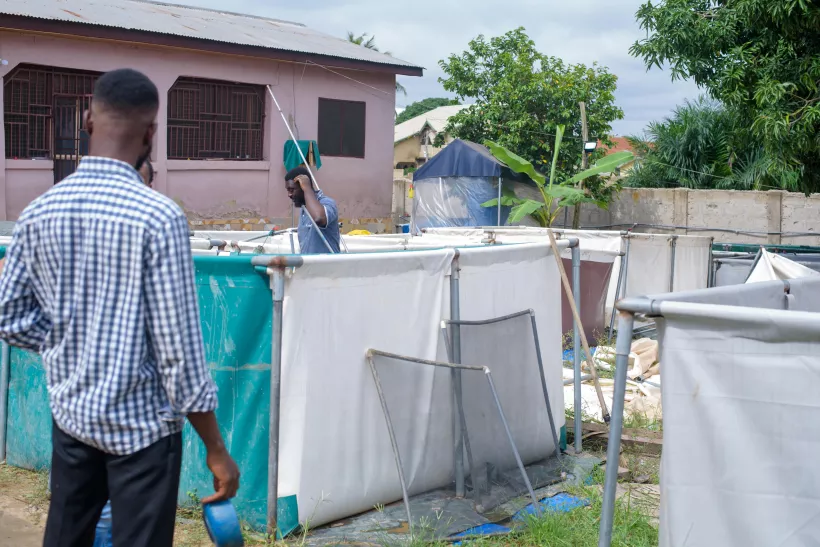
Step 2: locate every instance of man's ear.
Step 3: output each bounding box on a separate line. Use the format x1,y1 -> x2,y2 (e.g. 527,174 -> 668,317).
145,122 -> 157,146
83,109 -> 93,135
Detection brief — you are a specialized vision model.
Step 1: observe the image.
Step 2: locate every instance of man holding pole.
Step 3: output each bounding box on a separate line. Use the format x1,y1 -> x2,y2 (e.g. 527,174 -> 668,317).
285,166 -> 341,254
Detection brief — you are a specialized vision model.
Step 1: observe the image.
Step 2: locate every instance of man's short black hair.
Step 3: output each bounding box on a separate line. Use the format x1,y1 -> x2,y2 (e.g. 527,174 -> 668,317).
285,166 -> 312,183
93,69 -> 159,113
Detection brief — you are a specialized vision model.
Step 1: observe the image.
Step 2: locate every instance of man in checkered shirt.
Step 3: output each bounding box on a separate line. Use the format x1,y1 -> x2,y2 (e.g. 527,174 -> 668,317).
0,69 -> 239,547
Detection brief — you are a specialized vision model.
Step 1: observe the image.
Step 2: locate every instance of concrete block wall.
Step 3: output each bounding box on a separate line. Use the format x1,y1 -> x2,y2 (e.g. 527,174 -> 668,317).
568,188 -> 820,245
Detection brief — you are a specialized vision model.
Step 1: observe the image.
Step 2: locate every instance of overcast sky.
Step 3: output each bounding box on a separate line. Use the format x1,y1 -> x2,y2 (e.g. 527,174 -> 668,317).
177,0 -> 700,136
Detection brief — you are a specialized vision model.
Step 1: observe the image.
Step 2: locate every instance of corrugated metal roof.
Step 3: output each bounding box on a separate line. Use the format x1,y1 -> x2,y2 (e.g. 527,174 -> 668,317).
1,0 -> 422,71
394,105 -> 466,142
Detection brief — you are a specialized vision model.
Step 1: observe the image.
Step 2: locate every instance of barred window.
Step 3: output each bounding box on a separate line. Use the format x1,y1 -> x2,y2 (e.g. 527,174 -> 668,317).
167,77 -> 265,160
318,98 -> 366,158
3,64 -> 98,165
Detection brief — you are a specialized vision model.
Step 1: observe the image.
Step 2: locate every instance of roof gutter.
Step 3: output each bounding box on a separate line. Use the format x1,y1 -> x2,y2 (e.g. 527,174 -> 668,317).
0,15 -> 425,77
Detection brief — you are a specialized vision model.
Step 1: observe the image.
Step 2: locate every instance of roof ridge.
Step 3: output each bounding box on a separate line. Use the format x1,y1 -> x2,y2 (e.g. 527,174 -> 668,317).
126,0 -> 305,27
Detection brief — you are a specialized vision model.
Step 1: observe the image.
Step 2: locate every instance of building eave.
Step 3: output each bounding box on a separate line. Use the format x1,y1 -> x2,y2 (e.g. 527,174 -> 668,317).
0,15 -> 425,77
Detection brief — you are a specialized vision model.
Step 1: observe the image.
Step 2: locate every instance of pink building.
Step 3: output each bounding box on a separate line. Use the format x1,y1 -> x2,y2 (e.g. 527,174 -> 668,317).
0,0 -> 422,230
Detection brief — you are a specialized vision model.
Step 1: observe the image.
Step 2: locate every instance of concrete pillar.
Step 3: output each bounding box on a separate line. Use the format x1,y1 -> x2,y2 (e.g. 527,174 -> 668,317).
673,188 -> 689,234
767,190 -> 783,244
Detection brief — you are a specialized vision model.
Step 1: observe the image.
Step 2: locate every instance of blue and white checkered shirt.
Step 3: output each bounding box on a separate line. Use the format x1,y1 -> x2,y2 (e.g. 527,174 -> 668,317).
0,157 -> 217,455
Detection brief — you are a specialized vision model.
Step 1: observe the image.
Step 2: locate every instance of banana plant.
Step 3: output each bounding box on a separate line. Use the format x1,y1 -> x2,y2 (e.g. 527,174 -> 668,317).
482,126 -> 634,226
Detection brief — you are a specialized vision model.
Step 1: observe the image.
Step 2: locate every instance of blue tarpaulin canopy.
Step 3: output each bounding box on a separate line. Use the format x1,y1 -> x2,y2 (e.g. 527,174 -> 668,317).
411,140 -> 529,229
413,139 -> 505,180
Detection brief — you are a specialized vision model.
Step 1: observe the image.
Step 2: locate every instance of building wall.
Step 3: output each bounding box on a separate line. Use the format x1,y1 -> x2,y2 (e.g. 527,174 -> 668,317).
0,30 -> 397,225
566,187 -> 820,245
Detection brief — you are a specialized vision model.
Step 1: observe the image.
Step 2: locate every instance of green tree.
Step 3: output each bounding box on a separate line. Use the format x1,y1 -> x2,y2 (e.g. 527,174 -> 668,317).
346,32 -> 407,96
630,0 -> 820,192
626,98 -> 777,190
395,97 -> 459,125
438,28 -> 624,182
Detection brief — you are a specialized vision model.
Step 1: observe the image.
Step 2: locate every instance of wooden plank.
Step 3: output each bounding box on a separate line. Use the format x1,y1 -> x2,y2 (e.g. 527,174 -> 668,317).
566,418 -> 663,455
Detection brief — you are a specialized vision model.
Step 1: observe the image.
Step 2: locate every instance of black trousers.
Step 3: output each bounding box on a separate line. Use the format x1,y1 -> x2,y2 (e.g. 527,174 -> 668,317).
43,421 -> 182,547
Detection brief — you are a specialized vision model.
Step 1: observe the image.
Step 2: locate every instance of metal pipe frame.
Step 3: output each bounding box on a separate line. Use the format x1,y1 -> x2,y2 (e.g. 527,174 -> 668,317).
597,311 -> 635,547
0,342 -> 9,462
668,235 -> 679,292
707,238 -> 715,288
596,293 -> 820,546
571,241 -> 583,453
608,233 -> 631,341
529,313 -> 562,462
366,349 -> 543,523
449,252 -> 466,498
265,85 -> 338,254
444,309 -> 562,462
253,254 -> 304,539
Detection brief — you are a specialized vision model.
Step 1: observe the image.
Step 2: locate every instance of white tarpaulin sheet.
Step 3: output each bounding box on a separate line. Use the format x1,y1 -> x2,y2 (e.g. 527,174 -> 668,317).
277,242 -> 565,527
658,299 -> 820,547
279,249 -> 454,526
746,248 -> 820,283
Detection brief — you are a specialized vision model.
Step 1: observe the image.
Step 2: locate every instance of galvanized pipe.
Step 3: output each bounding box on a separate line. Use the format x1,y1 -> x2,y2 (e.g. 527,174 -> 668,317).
529,313 -> 562,462
0,342 -> 9,462
608,234 -> 631,341
256,255 -> 303,538
598,311 -> 635,547
571,241 -> 583,453
449,252 -> 466,498
485,371 -> 541,516
366,351 -> 414,531
668,235 -> 678,292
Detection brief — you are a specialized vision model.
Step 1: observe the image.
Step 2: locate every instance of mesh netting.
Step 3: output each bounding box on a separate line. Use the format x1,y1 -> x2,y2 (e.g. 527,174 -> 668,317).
367,311 -> 561,526
447,311 -> 562,509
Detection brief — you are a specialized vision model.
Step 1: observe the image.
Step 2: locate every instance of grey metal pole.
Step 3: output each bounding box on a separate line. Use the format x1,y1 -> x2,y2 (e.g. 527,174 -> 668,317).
571,243 -> 583,453
267,267 -> 285,539
608,234 -> 630,341
485,371 -> 541,516
528,313 -> 562,462
252,255 -> 304,539
707,237 -> 715,288
449,252 -> 466,498
0,342 -> 9,462
668,235 -> 678,292
598,312 -> 636,547
497,177 -> 502,226
366,352 -> 414,531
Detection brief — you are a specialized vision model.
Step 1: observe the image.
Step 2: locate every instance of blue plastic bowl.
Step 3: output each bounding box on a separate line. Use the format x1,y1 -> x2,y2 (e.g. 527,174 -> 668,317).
202,500 -> 244,547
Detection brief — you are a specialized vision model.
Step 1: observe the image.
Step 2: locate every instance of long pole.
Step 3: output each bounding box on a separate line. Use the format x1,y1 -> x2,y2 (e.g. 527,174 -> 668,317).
547,232 -> 610,423
252,255 -> 304,539
265,85 -> 337,254
267,266 -> 285,538
572,102 -> 589,230
598,312 -> 635,547
571,244 -> 583,452
497,176 -> 502,226
449,253 -> 466,498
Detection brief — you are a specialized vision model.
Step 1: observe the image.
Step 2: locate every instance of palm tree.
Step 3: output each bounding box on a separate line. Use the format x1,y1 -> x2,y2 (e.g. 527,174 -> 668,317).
346,32 -> 407,96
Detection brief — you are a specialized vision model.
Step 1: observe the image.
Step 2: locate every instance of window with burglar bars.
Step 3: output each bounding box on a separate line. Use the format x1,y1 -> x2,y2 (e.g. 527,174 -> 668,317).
3,65 -> 99,181
167,77 -> 265,160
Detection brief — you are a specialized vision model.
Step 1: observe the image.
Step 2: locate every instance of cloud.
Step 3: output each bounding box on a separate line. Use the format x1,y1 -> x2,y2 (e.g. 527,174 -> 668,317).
176,0 -> 701,135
